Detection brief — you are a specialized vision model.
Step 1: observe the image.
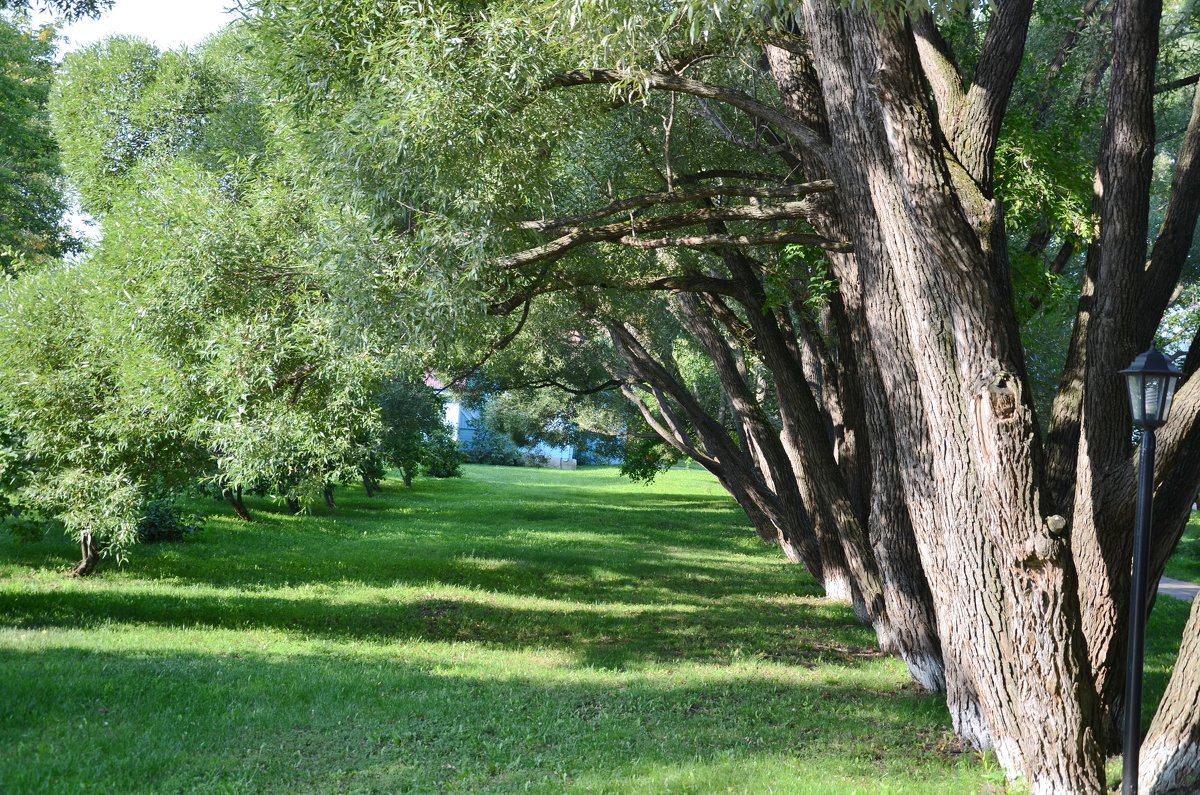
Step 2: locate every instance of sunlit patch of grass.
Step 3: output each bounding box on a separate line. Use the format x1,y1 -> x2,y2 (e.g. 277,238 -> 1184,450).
3,464 -> 1157,793
1164,513 -> 1200,583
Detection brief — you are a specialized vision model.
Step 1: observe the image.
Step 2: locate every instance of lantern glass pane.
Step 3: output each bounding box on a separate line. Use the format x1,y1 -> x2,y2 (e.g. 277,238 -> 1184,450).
1127,374 -> 1146,424
1160,374 -> 1180,424
1144,375 -> 1166,423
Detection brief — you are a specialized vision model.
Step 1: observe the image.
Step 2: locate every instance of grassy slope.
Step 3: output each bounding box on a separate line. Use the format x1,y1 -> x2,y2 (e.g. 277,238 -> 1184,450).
0,465 -> 1190,794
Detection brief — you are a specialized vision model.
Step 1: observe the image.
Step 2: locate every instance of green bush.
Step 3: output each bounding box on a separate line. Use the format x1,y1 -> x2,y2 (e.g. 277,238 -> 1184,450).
3,516 -> 51,544
620,437 -> 681,484
461,428 -> 523,466
137,499 -> 203,544
421,430 -> 463,478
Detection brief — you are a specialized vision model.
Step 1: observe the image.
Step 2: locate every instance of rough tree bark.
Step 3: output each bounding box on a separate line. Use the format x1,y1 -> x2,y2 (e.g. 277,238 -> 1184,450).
798,2 -> 1104,788
766,36 -> 946,691
1067,0 -> 1164,746
603,318 -> 834,587
482,0 -> 1200,786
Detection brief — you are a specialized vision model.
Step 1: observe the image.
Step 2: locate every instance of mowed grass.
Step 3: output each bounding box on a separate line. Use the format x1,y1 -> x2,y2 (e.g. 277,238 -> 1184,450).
1164,512 -> 1200,583
0,466 -> 1190,794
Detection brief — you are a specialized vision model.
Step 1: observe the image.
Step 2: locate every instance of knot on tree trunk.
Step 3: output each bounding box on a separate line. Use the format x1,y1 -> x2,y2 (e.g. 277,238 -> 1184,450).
1019,534 -> 1063,569
986,375 -> 1018,421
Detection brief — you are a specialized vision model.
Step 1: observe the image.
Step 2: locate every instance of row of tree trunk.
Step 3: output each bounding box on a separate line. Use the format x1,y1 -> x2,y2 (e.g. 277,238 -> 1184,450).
498,0 -> 1200,789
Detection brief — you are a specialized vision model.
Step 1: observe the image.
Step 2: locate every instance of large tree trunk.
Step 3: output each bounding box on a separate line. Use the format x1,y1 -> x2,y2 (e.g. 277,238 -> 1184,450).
478,0 -> 1200,784
1140,597 -> 1200,794
70,531 -> 99,577
669,293 -> 863,604
606,321 -> 830,584
799,2 -> 1105,789
1065,0 -> 1164,748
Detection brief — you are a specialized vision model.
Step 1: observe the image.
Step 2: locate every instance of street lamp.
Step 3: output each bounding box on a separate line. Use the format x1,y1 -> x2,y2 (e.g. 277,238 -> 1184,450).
1120,345 -> 1182,795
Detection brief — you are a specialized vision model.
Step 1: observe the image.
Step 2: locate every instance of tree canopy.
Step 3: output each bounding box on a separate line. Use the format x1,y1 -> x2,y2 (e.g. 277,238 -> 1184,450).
0,12 -> 76,274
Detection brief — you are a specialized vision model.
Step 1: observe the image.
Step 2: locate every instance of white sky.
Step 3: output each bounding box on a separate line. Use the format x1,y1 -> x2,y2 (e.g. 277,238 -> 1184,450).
33,0 -> 238,55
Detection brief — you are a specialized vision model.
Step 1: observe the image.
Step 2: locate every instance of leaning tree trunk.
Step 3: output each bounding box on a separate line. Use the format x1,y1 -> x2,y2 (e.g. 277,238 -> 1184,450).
322,483 -> 336,508
669,293 -> 863,605
71,531 -> 100,577
799,2 -> 1105,789
362,473 -> 377,497
605,320 -> 832,583
764,37 -> 945,690
1139,596 -> 1200,794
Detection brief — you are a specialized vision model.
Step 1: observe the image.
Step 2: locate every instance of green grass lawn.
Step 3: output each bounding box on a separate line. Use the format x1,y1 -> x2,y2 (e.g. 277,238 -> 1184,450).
1164,511 -> 1200,583
0,466 -> 1191,794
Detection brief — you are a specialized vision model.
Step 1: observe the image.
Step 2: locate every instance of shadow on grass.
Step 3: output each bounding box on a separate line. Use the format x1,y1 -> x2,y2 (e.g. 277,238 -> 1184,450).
0,587 -> 870,671
0,645 -> 970,794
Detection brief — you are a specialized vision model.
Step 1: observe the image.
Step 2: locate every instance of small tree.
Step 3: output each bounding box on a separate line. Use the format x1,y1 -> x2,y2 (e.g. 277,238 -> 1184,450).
377,377 -> 460,486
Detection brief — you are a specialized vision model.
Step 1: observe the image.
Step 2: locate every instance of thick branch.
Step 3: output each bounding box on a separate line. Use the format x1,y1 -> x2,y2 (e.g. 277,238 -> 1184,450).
617,229 -> 847,251
518,180 -> 833,234
912,13 -> 966,122
498,199 -> 843,270
953,0 -> 1035,188
1136,83 -> 1200,348
1156,72 -> 1200,94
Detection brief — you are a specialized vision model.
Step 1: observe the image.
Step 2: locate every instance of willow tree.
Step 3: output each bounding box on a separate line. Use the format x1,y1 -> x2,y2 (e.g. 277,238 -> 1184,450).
246,0 -> 1200,790
0,12 -> 77,275
0,29 -> 396,572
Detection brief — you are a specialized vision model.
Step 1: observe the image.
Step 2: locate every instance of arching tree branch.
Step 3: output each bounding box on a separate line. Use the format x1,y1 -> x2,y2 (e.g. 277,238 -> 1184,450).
518,180 -> 833,234
438,299 -> 532,392
498,199 -> 843,270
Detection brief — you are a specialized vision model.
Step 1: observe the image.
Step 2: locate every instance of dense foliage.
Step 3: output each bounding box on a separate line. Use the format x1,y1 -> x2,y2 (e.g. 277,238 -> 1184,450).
0,28 -> 459,571
0,13 -> 75,274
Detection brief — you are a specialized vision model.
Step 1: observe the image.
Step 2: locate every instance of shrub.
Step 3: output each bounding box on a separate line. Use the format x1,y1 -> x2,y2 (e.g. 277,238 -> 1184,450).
137,499 -> 203,544
461,428 -> 523,466
422,430 -> 463,478
4,516 -> 51,544
620,437 -> 681,484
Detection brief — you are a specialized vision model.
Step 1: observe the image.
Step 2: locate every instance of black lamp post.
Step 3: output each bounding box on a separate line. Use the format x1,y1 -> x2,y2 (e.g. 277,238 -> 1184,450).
1119,345 -> 1182,795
